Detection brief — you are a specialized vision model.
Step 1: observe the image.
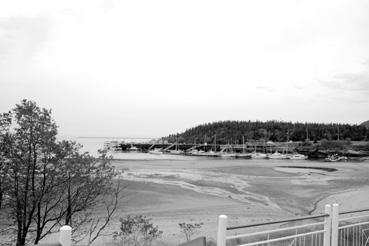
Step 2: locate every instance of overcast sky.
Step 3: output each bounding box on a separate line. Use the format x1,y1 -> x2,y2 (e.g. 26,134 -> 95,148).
1,0 -> 369,138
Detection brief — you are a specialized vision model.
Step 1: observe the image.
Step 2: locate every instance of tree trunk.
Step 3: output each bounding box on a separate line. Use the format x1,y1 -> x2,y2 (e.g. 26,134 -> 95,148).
16,236 -> 26,246
0,180 -> 3,209
34,202 -> 42,244
15,172 -> 24,246
16,207 -> 24,246
65,172 -> 72,226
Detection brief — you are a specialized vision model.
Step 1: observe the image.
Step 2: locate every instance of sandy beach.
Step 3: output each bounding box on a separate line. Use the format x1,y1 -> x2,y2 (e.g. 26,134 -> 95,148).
85,155 -> 369,245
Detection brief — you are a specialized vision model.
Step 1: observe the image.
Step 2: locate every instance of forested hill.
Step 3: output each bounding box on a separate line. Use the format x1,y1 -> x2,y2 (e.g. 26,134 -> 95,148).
164,121 -> 369,144
361,120 -> 369,129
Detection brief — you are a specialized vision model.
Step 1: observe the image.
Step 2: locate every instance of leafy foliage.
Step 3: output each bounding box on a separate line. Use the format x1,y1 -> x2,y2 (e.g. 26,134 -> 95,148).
113,215 -> 163,246
0,100 -> 120,246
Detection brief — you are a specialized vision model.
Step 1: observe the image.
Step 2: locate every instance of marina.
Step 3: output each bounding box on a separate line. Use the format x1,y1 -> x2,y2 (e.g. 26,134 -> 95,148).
102,140 -> 369,161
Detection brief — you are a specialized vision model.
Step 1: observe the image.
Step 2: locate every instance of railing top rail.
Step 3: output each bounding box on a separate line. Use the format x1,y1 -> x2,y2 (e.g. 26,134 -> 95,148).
226,214 -> 328,231
226,221 -> 325,240
339,208 -> 369,215
33,243 -> 61,246
338,214 -> 369,222
339,220 -> 369,229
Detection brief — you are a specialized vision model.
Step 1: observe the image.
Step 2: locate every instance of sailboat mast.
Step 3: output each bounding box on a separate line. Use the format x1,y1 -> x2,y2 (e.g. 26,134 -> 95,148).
286,130 -> 289,154
214,134 -> 217,152
337,126 -> 340,141
176,134 -> 178,151
306,126 -> 309,141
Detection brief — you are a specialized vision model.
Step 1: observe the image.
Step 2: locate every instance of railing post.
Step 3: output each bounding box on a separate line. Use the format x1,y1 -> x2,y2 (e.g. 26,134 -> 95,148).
331,204 -> 339,246
217,215 -> 228,246
323,204 -> 332,246
59,225 -> 72,246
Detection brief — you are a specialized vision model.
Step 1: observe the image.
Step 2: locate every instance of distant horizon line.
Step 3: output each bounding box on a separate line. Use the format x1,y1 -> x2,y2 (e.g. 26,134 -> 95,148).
58,135 -> 160,139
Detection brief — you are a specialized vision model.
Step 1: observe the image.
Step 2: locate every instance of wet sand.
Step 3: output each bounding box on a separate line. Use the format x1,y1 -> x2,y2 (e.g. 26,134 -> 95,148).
91,156 -> 369,245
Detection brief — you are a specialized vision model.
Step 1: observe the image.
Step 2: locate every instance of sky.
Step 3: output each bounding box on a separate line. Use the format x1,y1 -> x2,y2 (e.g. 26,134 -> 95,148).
0,0 -> 369,138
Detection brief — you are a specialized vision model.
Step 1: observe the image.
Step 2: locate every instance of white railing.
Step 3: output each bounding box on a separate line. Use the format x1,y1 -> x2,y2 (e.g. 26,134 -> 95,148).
59,225 -> 72,246
337,206 -> 369,246
217,204 -> 369,246
35,225 -> 72,246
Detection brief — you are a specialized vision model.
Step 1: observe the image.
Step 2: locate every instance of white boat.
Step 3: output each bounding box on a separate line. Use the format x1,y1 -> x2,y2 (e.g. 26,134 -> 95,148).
194,151 -> 209,156
148,148 -> 163,155
169,149 -> 184,155
128,145 -> 139,152
236,136 -> 251,159
188,149 -> 205,156
220,153 -> 237,158
325,154 -> 347,162
220,144 -> 237,158
169,136 -> 183,154
287,153 -> 308,160
250,152 -> 268,159
204,150 -> 221,157
268,151 -> 288,159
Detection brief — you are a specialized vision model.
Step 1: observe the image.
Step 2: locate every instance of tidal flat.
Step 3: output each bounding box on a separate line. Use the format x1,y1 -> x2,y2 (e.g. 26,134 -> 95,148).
98,155 -> 369,245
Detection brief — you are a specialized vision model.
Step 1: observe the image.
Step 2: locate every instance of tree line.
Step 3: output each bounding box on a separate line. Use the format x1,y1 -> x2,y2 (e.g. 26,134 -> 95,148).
164,120 -> 369,144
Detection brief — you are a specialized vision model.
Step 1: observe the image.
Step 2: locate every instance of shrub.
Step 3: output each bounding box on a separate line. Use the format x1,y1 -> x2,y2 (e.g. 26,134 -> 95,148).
113,215 -> 163,246
178,222 -> 203,242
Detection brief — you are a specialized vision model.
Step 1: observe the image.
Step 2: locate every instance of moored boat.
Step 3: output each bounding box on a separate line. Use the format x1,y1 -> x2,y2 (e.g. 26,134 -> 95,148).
250,152 -> 268,159
220,144 -> 237,158
205,150 -> 221,157
287,153 -> 308,160
188,149 -> 205,156
220,153 -> 237,158
268,151 -> 288,159
149,148 -> 163,155
169,149 -> 184,155
168,136 -> 183,154
236,153 -> 252,159
128,145 -> 139,152
325,154 -> 347,162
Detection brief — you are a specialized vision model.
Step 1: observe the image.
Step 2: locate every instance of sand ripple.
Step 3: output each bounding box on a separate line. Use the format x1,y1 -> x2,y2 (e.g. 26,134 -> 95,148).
120,169 -> 280,209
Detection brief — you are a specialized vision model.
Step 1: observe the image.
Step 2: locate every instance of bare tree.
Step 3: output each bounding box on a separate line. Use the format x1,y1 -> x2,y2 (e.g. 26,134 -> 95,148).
73,180 -> 124,245
178,222 -> 203,242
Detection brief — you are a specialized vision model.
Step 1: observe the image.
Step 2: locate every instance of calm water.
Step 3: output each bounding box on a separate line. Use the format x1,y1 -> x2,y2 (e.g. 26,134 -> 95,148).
56,136 -> 194,160
57,136 -> 154,157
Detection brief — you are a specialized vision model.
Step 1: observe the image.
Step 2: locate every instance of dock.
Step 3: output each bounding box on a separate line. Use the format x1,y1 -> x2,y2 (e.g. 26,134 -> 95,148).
115,141 -> 302,153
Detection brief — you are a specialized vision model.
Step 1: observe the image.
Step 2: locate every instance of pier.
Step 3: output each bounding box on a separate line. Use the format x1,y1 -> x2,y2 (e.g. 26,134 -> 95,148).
105,141 -> 369,159
116,141 -> 302,153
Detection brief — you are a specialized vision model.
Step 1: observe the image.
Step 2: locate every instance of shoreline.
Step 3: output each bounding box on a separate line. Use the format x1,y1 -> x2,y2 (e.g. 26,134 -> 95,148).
312,185 -> 369,213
